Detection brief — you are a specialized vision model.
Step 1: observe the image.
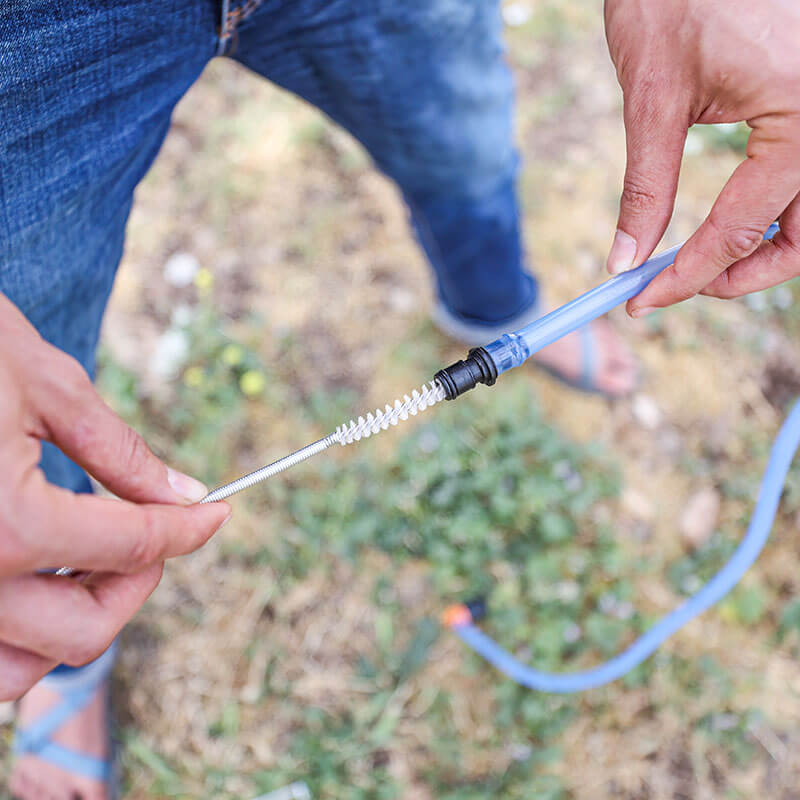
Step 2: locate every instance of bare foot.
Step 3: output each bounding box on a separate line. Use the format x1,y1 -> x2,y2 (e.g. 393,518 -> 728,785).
531,316 -> 638,396
10,678 -> 110,800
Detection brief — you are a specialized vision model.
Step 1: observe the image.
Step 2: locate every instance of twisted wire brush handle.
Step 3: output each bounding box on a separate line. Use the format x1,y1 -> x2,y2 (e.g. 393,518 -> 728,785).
200,435 -> 338,504
201,381 -> 445,503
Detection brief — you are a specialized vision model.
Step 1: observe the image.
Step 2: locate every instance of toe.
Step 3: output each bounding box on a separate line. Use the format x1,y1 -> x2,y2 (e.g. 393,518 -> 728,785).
594,324 -> 639,395
8,768 -> 24,799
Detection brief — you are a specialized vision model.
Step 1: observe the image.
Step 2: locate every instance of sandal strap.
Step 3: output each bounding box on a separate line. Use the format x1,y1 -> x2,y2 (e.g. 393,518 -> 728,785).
578,323 -> 596,391
14,641 -> 117,754
24,739 -> 111,782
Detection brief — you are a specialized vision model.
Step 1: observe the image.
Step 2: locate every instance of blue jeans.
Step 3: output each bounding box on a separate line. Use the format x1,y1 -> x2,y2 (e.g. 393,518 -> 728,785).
1,0 -> 537,675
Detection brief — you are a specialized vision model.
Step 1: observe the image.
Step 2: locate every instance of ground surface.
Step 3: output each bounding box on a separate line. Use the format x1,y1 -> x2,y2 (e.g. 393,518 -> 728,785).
4,1 -> 800,798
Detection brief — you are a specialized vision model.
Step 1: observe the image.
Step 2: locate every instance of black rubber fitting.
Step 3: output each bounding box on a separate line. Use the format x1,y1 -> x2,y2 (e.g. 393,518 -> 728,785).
465,597 -> 488,622
434,346 -> 498,400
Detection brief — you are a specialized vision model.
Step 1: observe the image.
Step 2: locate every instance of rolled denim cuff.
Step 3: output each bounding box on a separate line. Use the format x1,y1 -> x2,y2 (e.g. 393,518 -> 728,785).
432,287 -> 544,348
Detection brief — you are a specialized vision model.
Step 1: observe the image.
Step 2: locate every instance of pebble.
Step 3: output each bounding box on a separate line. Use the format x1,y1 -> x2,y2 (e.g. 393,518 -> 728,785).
0,701 -> 14,725
388,287 -> 416,314
680,487 -> 721,548
621,488 -> 655,522
632,394 -> 662,429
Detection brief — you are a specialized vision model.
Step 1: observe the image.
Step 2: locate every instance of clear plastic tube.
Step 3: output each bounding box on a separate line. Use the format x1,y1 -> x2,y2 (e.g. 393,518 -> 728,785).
484,222 -> 780,376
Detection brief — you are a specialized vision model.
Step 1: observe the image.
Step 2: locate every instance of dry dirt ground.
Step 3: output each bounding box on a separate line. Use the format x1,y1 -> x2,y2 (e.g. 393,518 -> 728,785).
4,2 -> 800,798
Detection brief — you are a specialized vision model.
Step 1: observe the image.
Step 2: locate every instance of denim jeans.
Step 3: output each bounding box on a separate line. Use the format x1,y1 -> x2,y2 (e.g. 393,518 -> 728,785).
1,0 -> 537,676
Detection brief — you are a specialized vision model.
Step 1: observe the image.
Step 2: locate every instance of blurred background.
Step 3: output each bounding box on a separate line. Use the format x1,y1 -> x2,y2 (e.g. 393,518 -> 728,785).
5,0 -> 800,797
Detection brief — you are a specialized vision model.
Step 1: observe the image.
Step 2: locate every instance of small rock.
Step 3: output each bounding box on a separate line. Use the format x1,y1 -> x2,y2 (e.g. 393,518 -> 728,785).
563,623 -> 582,644
0,701 -> 14,725
387,287 -> 416,313
621,488 -> 655,522
632,394 -> 662,429
680,487 -> 721,548
508,743 -> 534,762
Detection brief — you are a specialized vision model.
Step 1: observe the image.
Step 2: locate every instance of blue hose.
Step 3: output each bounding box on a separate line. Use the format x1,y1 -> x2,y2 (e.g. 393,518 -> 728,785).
452,398 -> 800,692
449,221 -> 798,692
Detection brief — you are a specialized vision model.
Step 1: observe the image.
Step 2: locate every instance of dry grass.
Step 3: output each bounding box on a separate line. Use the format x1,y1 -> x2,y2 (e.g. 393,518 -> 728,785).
4,2 -> 800,798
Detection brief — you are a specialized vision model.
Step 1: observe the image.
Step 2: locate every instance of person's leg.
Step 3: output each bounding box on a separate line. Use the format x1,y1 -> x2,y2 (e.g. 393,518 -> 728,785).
226,0 -> 636,394
1,1 -> 219,797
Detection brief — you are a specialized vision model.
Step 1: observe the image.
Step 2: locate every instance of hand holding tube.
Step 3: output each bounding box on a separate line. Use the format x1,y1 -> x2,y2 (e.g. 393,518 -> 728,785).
604,0 -> 800,315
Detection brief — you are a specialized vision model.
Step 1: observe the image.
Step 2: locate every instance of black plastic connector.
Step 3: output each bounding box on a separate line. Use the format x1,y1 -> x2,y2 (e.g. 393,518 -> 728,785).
434,346 -> 498,400
464,597 -> 488,622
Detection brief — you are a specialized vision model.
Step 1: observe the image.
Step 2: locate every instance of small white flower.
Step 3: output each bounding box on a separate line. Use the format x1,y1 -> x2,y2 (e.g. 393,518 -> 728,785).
682,575 -> 702,595
563,623 -> 582,644
614,601 -> 635,620
503,1 -> 531,27
164,252 -> 200,288
150,329 -> 189,379
598,593 -> 617,614
555,581 -> 580,602
418,430 -> 440,453
172,304 -> 194,327
745,291 -> 768,312
773,286 -> 793,310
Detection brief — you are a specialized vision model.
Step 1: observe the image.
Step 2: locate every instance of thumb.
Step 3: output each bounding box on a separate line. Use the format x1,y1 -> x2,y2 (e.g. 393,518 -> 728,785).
607,93 -> 687,274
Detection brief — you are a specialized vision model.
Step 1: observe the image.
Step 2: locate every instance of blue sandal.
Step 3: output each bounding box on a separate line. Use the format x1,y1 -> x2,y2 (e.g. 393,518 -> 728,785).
13,642 -> 120,800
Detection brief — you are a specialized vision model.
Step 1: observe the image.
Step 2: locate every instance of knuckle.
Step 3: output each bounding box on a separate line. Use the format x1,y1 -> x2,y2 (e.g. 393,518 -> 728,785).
126,509 -> 163,569
620,178 -> 659,215
34,350 -> 94,413
0,496 -> 36,577
119,426 -> 152,482
54,352 -> 92,396
710,218 -> 764,262
0,522 -> 22,576
70,414 -> 100,455
711,268 -> 734,298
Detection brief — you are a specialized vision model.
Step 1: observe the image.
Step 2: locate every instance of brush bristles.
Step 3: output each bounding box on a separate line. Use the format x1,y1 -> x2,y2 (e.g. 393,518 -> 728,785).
334,381 -> 445,445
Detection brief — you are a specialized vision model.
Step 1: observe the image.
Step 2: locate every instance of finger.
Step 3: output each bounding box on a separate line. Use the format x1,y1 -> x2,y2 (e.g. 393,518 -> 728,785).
629,120 -> 800,315
5,472 -> 230,576
0,566 -> 163,666
0,641 -> 55,702
607,90 -> 687,275
34,352 -> 208,505
701,193 -> 800,298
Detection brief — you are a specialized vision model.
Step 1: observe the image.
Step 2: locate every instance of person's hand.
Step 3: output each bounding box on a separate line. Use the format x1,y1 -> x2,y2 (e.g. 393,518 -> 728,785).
0,294 -> 231,700
604,0 -> 800,316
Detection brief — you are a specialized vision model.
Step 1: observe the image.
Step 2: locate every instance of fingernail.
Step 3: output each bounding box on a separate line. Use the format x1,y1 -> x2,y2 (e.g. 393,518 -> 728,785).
630,305 -> 657,319
217,511 -> 232,531
607,229 -> 638,274
167,467 -> 208,503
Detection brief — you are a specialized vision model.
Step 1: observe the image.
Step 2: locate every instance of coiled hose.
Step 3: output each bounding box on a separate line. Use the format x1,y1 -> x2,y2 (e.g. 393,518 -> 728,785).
445,398 -> 800,692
